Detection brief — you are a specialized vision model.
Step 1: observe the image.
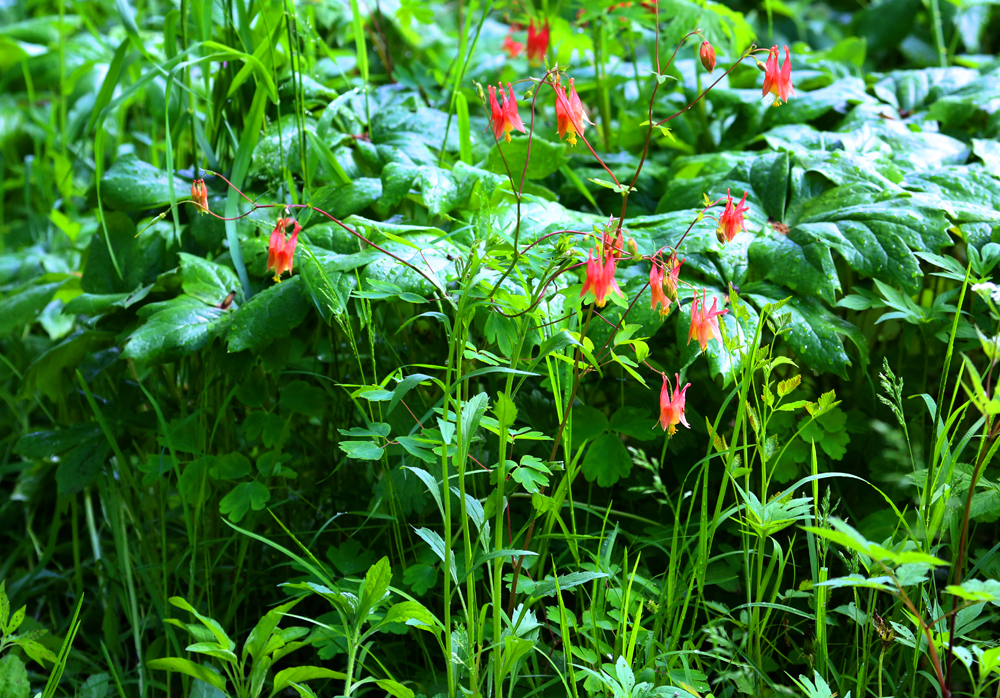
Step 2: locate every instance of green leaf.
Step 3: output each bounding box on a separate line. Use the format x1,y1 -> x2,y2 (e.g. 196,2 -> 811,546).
95,153 -> 191,211
487,137 -> 568,181
270,667 -> 347,697
743,282 -> 868,380
227,276 -> 311,353
82,212 -> 170,295
511,456 -> 552,494
209,452 -> 252,480
748,231 -> 840,306
180,253 -> 241,307
380,600 -> 438,631
944,579 -> 1000,606
244,598 -> 303,663
359,556 -> 392,619
124,296 -> 231,364
0,655 -> 30,698
280,380 -> 327,418
581,433 -> 632,487
339,441 -> 384,460
14,424 -> 102,459
298,247 -> 356,325
375,679 -> 414,698
520,571 -> 609,599
56,437 -> 110,497
219,481 -> 271,523
309,179 -> 382,219
609,406 -> 657,441
0,281 -> 65,337
146,658 -> 227,692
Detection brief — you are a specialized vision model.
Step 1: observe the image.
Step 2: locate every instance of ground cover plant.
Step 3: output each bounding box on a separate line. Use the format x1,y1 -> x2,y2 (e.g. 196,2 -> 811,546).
2,0 -> 1000,696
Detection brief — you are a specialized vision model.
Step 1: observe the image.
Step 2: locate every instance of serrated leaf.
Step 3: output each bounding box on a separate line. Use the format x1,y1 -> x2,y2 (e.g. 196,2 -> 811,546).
581,433 -> 632,487
744,282 -> 868,379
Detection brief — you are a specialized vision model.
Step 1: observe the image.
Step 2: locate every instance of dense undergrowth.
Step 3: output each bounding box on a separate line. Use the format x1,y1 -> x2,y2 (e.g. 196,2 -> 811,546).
2,0 -> 1000,696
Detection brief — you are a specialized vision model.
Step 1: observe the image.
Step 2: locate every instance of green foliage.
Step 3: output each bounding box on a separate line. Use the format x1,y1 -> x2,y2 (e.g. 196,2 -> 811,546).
4,0 -> 1000,697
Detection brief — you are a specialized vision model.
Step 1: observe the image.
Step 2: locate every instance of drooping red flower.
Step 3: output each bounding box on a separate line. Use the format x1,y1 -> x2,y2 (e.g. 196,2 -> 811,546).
761,45 -> 794,106
580,247 -> 623,308
717,188 -> 749,244
688,290 -> 728,351
267,217 -> 301,283
527,19 -> 549,64
659,373 -> 691,435
663,253 -> 683,300
191,179 -> 209,214
699,41 -> 716,73
503,34 -> 524,59
649,254 -> 670,316
554,78 -> 592,147
489,82 -> 526,143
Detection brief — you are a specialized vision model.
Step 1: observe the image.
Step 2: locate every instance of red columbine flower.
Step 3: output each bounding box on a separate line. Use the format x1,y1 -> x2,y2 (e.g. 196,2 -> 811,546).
761,45 -> 794,106
717,188 -> 749,244
191,179 -> 209,214
688,290 -> 728,351
699,41 -> 716,73
489,82 -> 526,143
659,373 -> 691,436
266,217 -> 301,283
554,78 -> 592,147
527,19 -> 549,64
503,34 -> 524,59
580,245 -> 623,308
649,253 -> 670,316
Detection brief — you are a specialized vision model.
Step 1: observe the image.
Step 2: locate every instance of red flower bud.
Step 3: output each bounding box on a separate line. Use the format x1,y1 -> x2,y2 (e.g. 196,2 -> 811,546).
699,41 -> 716,73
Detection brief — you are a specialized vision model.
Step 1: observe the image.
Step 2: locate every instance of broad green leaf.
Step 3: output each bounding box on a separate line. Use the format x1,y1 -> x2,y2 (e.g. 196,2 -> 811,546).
743,282 -> 868,379
0,281 -> 65,337
270,667 -> 347,697
124,296 -> 231,364
581,433 -> 632,487
487,136 -> 568,181
180,253 -> 241,307
280,380 -> 327,418
227,276 -> 311,353
81,212 -> 168,294
375,679 -> 414,698
339,441 -> 384,460
0,655 -> 29,698
944,579 -> 1000,606
146,658 -> 226,691
309,178 -> 382,219
219,481 -> 271,523
380,600 -> 438,631
95,153 -> 190,211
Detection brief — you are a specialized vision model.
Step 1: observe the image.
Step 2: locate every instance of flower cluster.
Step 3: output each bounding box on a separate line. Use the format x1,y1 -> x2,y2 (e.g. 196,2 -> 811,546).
500,19 -> 549,63
481,31 -> 796,437
267,217 -> 301,283
580,229 -> 624,308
